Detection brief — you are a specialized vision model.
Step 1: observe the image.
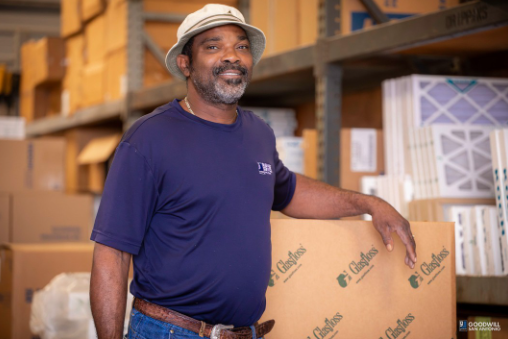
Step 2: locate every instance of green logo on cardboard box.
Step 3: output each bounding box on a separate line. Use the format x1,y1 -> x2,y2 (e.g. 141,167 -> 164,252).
306,312 -> 343,339
269,244 -> 306,287
379,313 -> 415,339
337,245 -> 378,288
407,246 -> 450,289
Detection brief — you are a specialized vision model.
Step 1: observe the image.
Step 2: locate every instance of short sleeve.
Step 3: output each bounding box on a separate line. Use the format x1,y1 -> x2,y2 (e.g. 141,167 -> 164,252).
91,142 -> 158,255
271,148 -> 296,211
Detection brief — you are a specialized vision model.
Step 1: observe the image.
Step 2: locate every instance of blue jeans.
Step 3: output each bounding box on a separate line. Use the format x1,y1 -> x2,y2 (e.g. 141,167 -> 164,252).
127,308 -> 263,339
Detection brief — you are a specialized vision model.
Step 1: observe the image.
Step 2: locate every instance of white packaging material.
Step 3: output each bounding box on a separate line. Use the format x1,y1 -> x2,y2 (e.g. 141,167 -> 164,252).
383,75 -> 508,198
483,206 -> 505,275
490,129 -> 508,274
0,116 -> 25,139
30,273 -> 134,339
360,175 -> 413,220
276,137 -> 303,174
471,206 -> 490,276
448,206 -> 468,275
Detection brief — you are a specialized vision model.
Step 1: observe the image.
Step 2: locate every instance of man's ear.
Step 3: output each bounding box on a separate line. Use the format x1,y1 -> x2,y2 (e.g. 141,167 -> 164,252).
176,54 -> 191,78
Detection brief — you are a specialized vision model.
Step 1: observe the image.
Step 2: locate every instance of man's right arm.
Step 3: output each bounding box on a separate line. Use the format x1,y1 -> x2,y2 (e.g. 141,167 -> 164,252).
90,242 -> 132,339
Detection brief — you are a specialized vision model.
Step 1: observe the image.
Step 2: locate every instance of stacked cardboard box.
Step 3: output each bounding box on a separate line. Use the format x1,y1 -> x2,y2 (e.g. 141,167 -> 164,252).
0,243 -> 94,339
19,38 -> 65,122
260,219 -> 456,338
250,0 -> 318,56
0,138 -> 98,338
64,128 -> 121,193
250,0 -> 460,57
59,0 -> 238,114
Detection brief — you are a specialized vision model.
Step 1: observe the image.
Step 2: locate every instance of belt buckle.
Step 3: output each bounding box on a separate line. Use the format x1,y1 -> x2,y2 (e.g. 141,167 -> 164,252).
210,324 -> 234,339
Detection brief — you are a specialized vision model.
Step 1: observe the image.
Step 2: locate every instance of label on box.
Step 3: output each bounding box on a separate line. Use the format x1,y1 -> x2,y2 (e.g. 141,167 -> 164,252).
350,129 -> 377,172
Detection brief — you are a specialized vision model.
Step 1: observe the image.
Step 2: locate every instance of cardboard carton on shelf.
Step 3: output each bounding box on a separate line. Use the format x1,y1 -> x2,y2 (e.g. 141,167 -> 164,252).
302,129 -> 318,180
61,0 -> 82,38
77,133 -> 122,193
0,192 -> 8,244
0,138 -> 65,193
20,84 -> 62,123
250,0 -> 318,56
62,34 -> 85,116
260,219 -> 456,338
19,37 -> 65,122
82,0 -> 106,22
20,37 -> 65,91
0,191 -> 94,244
65,128 -> 121,193
0,243 -> 94,339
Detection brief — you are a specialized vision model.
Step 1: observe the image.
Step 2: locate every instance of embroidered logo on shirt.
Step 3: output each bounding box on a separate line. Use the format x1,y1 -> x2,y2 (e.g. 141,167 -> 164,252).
257,162 -> 273,175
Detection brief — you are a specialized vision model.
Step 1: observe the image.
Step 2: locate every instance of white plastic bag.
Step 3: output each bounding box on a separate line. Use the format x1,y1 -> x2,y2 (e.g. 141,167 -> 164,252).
30,272 -> 133,339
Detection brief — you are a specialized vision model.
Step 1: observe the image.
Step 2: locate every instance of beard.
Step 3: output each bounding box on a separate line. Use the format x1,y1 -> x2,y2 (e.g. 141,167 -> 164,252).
190,63 -> 249,105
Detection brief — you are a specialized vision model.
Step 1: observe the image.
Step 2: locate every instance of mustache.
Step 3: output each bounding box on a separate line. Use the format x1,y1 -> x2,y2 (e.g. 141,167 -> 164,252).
213,64 -> 248,77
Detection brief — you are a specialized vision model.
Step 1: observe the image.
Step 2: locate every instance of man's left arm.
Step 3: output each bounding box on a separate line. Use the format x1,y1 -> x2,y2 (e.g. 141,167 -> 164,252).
281,173 -> 417,269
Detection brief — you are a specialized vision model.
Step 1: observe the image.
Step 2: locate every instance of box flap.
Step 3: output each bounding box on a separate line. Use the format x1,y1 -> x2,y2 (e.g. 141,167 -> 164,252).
77,134 -> 122,165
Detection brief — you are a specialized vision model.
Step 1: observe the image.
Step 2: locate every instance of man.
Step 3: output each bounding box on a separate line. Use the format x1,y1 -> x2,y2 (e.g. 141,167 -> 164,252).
90,4 -> 417,339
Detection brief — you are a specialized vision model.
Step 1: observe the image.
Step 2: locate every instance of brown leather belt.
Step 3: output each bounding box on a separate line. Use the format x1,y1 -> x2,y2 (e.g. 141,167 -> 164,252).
133,298 -> 275,339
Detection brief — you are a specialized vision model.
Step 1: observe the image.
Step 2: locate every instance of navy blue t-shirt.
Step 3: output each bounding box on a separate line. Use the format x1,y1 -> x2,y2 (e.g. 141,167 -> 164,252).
91,99 -> 296,326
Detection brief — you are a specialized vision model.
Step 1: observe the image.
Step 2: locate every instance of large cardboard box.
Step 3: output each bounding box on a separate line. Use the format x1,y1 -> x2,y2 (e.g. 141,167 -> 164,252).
409,198 -> 496,222
261,219 -> 456,338
251,0 -> 317,57
0,139 -> 65,192
63,34 -> 85,115
6,191 -> 94,243
82,0 -> 105,22
61,0 -> 82,37
340,0 -> 460,35
20,84 -> 62,123
85,14 -> 106,65
82,62 -> 106,107
0,193 -> 8,244
302,129 -> 318,180
77,134 -> 122,193
105,48 -> 127,102
20,37 -> 65,91
0,243 -> 94,339
65,128 -> 120,193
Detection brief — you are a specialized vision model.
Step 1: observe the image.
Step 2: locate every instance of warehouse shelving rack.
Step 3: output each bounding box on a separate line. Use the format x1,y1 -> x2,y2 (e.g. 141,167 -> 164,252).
24,0 -> 508,308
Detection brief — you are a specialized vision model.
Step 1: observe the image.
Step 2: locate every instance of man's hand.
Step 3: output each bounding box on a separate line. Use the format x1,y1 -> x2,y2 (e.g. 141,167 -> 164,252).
369,197 -> 417,269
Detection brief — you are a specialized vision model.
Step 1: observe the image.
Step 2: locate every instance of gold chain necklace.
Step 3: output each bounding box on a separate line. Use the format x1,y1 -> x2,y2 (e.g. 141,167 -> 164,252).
184,97 -> 238,118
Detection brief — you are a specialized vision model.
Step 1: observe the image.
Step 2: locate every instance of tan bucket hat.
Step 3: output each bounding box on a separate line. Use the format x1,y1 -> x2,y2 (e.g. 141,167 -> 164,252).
165,4 -> 266,80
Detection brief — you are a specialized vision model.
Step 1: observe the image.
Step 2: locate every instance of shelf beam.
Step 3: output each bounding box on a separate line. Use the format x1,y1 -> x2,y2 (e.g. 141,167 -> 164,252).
26,100 -> 125,137
457,276 -> 508,306
325,0 -> 508,63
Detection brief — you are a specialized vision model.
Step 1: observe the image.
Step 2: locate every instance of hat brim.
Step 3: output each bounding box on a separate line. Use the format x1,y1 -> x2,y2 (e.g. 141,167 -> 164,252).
165,21 -> 266,80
